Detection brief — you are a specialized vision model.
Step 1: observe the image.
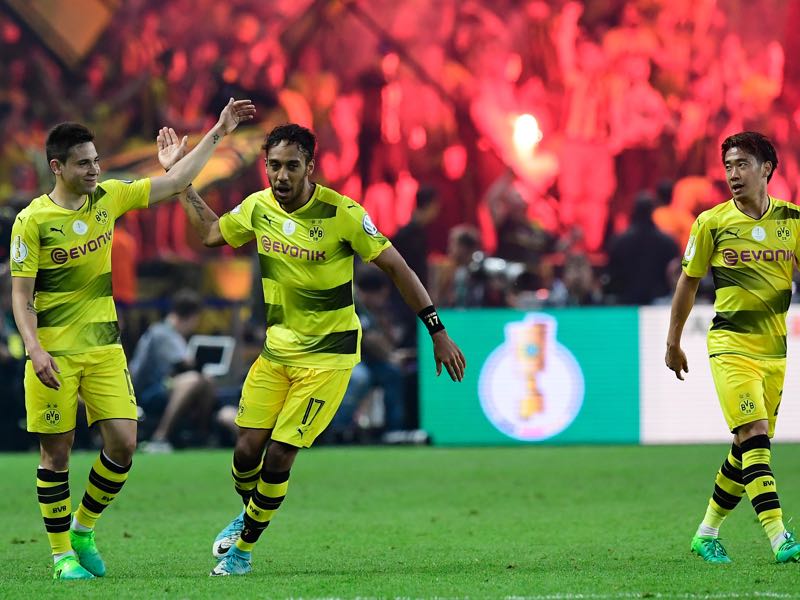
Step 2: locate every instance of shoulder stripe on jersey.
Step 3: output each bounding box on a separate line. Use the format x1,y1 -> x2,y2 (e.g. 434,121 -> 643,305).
301,201 -> 338,220
768,205 -> 800,220
37,274 -> 113,327
290,281 -> 353,312
306,330 -> 358,354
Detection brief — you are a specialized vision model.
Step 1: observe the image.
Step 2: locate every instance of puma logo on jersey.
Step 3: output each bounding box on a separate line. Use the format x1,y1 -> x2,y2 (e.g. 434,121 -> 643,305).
50,226 -> 65,235
263,215 -> 275,226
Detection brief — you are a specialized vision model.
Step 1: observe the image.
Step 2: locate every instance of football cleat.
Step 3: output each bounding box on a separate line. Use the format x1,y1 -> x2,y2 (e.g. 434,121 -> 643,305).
775,531 -> 800,563
53,554 -> 95,580
209,546 -> 251,576
212,509 -> 245,560
70,529 -> 106,577
690,535 -> 732,563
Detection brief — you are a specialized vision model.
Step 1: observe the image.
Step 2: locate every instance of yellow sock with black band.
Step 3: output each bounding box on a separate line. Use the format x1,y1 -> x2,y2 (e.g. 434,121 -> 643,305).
37,468 -> 72,555
697,443 -> 745,537
236,469 -> 290,553
232,455 -> 263,506
73,451 -> 131,530
741,434 -> 786,549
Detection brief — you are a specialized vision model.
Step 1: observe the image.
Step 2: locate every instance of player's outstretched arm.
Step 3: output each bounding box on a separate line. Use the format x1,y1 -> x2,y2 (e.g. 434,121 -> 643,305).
148,98 -> 256,204
665,272 -> 701,381
10,277 -> 60,389
373,246 -> 466,381
156,127 -> 226,247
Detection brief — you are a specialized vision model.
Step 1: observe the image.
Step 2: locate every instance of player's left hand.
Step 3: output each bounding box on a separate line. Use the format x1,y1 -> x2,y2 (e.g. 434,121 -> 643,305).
156,127 -> 188,171
432,331 -> 466,382
216,98 -> 256,135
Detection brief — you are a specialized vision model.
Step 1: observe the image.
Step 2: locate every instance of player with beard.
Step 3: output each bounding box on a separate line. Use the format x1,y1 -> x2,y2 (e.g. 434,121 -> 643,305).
159,123 -> 465,576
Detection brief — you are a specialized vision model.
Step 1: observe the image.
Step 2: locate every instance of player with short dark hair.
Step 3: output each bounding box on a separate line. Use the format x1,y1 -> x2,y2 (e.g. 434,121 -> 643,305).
666,131 -> 800,564
10,99 -> 255,581
159,123 -> 465,576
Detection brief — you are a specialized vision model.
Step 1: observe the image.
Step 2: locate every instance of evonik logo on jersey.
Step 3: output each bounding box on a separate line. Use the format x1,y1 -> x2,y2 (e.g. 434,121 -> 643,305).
721,248 -> 793,266
260,235 -> 325,261
50,231 -> 112,265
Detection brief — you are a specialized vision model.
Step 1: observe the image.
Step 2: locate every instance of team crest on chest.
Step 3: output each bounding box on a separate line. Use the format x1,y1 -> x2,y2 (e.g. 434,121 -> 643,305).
309,226 -> 324,241
95,208 -> 109,225
776,221 -> 791,241
751,226 -> 766,241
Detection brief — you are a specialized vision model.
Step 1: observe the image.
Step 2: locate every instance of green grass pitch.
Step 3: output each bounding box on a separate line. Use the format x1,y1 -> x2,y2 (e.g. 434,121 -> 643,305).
1,445 -> 799,599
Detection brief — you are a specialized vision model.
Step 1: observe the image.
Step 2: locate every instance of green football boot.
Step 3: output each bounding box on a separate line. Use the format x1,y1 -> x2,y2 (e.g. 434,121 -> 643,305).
690,535 -> 732,563
775,531 -> 800,563
70,529 -> 106,576
53,555 -> 94,580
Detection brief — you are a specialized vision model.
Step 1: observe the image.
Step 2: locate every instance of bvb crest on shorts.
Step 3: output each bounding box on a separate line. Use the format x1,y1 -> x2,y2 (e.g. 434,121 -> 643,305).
739,392 -> 756,415
44,403 -> 61,425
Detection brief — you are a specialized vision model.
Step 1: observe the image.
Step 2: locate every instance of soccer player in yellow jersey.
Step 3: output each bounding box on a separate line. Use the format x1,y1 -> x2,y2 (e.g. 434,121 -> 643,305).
10,99 -> 255,581
158,124 -> 466,576
666,131 -> 800,565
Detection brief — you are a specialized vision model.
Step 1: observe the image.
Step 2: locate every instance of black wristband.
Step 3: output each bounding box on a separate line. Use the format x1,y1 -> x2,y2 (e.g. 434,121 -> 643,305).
418,305 -> 445,335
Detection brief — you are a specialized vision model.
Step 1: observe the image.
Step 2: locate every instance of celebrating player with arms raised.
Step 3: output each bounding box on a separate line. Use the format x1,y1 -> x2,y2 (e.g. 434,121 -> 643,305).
11,99 -> 255,581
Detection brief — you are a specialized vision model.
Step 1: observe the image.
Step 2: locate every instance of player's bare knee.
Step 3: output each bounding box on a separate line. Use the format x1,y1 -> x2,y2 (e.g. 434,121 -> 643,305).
39,433 -> 73,471
735,419 -> 769,441
265,440 -> 299,471
105,437 -> 136,465
235,432 -> 266,463
40,446 -> 70,471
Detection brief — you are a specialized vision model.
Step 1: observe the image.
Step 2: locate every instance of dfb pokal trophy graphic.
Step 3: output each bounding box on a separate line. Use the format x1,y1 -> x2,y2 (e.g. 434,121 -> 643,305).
510,320 -> 546,420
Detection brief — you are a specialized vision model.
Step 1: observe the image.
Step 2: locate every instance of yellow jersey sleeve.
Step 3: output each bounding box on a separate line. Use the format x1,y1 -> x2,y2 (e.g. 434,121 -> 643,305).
103,178 -> 151,217
682,215 -> 714,278
338,199 -> 391,262
219,194 -> 257,248
9,213 -> 40,278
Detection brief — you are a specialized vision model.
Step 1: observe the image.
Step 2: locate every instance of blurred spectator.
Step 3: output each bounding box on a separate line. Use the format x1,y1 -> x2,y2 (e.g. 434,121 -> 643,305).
652,179 -> 694,250
333,269 -> 410,439
606,192 -> 680,305
548,253 -> 603,307
488,180 -> 554,264
391,185 -> 441,288
432,224 -> 483,308
111,215 -> 139,353
0,263 -> 26,449
506,267 -> 546,310
129,289 -> 214,452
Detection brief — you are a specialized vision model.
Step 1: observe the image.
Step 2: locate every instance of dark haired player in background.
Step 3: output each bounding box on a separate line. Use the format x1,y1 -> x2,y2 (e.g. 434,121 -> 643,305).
666,131 -> 800,564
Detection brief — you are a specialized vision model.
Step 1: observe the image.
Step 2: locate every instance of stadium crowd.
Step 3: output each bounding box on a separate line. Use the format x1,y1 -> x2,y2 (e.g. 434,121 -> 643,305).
2,0 -> 800,450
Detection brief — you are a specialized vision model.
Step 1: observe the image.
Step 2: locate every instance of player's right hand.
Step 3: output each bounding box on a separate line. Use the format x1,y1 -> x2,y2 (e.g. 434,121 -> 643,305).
30,347 -> 61,390
216,98 -> 256,135
156,127 -> 188,171
665,344 -> 689,381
